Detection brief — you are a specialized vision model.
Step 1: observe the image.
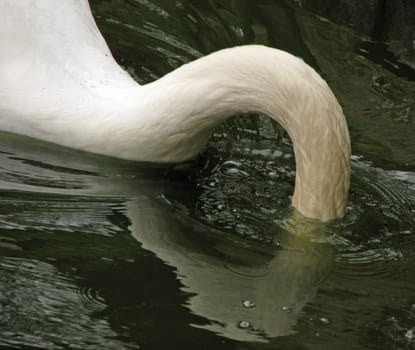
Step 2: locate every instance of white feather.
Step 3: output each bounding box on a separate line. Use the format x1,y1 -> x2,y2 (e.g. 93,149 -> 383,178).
0,0 -> 351,221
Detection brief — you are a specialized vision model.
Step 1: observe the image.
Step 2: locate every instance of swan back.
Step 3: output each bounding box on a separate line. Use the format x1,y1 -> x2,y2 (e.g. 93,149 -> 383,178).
0,0 -> 138,107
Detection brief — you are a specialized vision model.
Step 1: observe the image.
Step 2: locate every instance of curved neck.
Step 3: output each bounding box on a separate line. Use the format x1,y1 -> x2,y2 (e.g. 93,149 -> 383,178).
139,46 -> 350,221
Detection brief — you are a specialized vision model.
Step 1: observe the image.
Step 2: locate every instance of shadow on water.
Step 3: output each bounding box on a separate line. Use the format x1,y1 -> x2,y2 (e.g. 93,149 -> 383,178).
1,0 -> 415,349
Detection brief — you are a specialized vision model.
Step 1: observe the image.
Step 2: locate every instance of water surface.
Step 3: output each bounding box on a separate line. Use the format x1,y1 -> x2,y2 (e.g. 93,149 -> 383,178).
1,1 -> 415,349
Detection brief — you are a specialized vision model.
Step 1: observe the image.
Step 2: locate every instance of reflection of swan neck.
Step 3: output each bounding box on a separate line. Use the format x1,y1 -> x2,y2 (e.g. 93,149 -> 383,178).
142,46 -> 350,221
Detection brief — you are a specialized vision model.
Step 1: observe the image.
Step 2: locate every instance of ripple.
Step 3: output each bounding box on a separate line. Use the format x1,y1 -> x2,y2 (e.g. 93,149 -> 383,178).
77,286 -> 107,312
350,158 -> 415,224
8,157 -> 99,176
0,151 -> 91,191
188,137 -> 294,243
0,191 -> 124,236
333,159 -> 415,279
223,263 -> 268,278
0,257 -> 132,349
334,246 -> 403,278
0,236 -> 22,251
368,305 -> 415,350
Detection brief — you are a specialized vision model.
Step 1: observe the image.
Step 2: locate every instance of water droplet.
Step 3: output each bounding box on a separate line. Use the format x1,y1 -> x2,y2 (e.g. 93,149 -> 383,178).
242,300 -> 255,309
220,161 -> 249,178
319,317 -> 330,325
281,306 -> 292,313
405,327 -> 415,341
388,316 -> 397,322
238,321 -> 251,329
268,171 -> 278,179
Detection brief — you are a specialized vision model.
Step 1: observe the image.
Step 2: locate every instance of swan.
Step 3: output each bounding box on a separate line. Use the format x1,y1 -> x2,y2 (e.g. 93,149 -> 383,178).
0,0 -> 350,221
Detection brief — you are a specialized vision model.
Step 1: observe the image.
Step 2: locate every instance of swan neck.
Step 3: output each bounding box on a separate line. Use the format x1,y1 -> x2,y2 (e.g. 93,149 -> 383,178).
149,46 -> 350,221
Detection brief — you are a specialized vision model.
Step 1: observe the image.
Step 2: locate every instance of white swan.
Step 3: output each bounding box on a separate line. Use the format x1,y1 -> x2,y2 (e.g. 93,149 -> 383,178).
0,0 -> 350,221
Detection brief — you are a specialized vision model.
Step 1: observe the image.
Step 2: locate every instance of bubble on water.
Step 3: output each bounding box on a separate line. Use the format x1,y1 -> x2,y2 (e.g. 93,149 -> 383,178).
238,321 -> 251,329
242,300 -> 255,309
281,306 -> 292,313
319,317 -> 330,325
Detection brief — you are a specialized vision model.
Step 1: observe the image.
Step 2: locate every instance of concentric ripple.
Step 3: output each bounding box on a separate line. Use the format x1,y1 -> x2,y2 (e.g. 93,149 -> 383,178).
77,285 -> 108,313
334,246 -> 404,278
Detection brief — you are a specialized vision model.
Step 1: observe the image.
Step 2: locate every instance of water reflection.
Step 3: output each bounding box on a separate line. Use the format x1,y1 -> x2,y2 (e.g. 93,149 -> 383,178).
1,0 -> 415,348
1,129 -> 414,349
0,132 -> 334,343
0,257 -> 133,350
128,198 -> 332,341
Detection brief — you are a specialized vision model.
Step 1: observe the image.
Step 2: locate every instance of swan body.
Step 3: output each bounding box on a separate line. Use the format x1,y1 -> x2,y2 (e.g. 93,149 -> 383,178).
0,0 -> 350,221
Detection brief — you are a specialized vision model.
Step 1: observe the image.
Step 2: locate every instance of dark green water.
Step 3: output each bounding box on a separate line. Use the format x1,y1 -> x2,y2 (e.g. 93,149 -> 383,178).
1,1 -> 415,349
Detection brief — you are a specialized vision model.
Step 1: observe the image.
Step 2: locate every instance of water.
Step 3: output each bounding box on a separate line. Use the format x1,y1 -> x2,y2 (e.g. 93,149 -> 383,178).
1,0 -> 415,349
